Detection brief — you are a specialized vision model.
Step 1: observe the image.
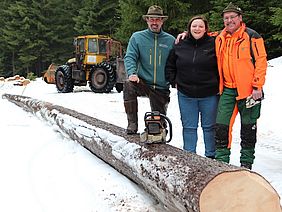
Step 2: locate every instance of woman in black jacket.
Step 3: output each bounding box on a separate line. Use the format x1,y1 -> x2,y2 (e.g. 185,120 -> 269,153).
165,15 -> 219,158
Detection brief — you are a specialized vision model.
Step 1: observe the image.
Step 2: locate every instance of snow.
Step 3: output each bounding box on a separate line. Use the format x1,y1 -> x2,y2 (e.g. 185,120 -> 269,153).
0,56 -> 282,211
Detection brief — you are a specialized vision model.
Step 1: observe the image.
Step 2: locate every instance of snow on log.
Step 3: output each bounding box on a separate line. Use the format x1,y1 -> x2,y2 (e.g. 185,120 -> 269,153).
3,93 -> 281,212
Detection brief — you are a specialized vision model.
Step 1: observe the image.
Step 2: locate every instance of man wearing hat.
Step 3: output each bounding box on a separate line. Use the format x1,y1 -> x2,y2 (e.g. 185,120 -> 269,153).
214,2 -> 267,169
123,5 -> 175,135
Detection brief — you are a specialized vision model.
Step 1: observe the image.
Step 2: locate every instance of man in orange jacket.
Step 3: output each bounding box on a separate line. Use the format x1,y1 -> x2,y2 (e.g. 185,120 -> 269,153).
215,2 -> 267,169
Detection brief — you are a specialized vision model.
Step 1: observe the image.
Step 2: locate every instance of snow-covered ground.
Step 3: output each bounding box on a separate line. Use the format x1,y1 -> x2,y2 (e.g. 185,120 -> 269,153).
0,56 -> 281,211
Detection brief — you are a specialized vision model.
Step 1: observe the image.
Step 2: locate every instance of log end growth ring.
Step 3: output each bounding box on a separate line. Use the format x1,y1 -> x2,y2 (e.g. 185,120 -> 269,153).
200,170 -> 281,212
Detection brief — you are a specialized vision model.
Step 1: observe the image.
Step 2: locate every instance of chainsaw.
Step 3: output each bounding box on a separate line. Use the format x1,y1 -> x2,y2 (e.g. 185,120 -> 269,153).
140,111 -> 172,144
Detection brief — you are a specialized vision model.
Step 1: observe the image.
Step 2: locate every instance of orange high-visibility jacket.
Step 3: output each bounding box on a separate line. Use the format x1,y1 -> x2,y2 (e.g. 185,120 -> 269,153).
215,23 -> 267,100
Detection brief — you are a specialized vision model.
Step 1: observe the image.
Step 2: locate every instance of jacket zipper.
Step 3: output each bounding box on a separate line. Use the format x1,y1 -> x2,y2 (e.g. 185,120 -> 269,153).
254,41 -> 259,56
159,50 -> 161,65
236,38 -> 244,59
153,34 -> 157,89
227,39 -> 235,83
192,43 -> 197,63
149,49 -> 152,64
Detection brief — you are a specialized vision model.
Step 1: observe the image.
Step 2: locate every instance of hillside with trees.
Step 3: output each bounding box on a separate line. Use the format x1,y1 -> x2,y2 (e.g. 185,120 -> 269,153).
0,0 -> 281,78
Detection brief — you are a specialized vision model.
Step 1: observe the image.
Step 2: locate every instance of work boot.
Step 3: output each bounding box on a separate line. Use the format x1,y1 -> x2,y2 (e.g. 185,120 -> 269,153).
126,117 -> 138,134
206,155 -> 215,159
124,100 -> 138,135
241,162 -> 252,170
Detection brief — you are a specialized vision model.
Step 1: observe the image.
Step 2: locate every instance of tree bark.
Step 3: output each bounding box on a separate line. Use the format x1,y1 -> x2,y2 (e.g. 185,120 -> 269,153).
3,94 -> 281,212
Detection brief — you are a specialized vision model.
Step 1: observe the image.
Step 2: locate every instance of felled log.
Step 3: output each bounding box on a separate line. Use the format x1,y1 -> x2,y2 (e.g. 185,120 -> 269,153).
3,93 -> 281,212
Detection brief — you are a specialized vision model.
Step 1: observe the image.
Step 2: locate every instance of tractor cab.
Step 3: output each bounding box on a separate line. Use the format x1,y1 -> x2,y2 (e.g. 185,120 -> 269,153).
73,35 -> 122,69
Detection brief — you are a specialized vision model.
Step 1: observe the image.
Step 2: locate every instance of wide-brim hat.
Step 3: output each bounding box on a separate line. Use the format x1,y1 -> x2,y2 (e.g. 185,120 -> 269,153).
222,2 -> 243,16
142,5 -> 168,21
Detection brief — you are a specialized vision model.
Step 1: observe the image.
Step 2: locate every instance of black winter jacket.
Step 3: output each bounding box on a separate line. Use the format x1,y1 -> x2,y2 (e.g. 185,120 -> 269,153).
165,34 -> 219,98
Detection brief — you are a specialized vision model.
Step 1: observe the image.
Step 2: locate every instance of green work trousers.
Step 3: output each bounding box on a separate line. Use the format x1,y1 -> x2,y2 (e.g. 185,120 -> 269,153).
215,87 -> 261,166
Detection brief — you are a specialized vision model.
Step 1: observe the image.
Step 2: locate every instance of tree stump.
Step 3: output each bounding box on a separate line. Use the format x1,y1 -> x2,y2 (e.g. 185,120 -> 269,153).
3,94 -> 281,212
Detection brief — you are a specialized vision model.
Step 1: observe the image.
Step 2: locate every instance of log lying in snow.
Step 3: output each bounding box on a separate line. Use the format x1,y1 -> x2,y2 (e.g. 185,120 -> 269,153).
3,93 -> 281,212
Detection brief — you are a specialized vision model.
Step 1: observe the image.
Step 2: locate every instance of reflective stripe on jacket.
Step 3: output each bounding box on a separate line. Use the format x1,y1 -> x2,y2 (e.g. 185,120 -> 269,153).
215,23 -> 267,100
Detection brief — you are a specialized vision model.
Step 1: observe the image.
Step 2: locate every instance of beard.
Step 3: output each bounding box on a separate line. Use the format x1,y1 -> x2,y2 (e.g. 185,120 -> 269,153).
149,24 -> 161,33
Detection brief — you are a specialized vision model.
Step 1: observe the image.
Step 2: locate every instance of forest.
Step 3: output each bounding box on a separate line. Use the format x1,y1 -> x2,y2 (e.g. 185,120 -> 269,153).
0,0 -> 281,78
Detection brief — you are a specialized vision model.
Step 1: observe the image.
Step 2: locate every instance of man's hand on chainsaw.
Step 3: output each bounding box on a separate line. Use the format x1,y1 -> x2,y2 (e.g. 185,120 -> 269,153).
129,74 -> 140,83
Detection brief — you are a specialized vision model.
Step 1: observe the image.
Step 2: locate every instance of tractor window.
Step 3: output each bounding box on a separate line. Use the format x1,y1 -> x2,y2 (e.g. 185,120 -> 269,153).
98,39 -> 107,54
88,38 -> 98,53
77,38 -> 85,53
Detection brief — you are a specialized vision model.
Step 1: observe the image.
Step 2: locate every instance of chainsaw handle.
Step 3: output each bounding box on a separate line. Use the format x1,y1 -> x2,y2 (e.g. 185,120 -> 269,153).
160,114 -> 172,143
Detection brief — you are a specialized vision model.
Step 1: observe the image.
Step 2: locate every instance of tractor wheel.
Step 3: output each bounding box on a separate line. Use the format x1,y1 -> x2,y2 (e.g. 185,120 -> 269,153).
89,62 -> 116,93
55,65 -> 74,93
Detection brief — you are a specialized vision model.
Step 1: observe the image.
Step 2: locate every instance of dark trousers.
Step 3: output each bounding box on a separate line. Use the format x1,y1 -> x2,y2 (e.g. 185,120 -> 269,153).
123,79 -> 170,132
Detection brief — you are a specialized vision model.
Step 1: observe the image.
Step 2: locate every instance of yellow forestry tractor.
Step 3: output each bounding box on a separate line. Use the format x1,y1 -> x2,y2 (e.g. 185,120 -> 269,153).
54,35 -> 126,93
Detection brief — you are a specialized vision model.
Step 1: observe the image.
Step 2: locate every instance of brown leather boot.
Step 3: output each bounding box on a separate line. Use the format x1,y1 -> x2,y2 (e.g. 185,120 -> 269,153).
124,100 -> 138,134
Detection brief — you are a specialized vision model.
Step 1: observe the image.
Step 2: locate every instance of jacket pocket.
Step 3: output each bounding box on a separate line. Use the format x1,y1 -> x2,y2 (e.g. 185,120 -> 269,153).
139,45 -> 152,66
250,103 -> 261,120
237,42 -> 252,60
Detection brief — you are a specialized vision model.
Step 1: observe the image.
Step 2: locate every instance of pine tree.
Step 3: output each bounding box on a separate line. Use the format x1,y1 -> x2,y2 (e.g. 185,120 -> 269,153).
270,7 -> 282,41
74,0 -> 120,37
116,0 -> 191,44
2,1 -> 29,76
0,0 -> 15,76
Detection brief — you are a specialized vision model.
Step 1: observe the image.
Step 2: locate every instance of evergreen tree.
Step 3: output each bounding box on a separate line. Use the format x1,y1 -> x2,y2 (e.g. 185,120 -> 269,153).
74,0 -> 120,37
2,1 -> 30,76
270,7 -> 282,41
0,0 -> 15,76
116,0 -> 191,45
115,0 -> 146,44
209,0 -> 281,59
43,0 -> 79,66
0,0 -> 280,77
2,0 -> 79,76
269,4 -> 282,57
0,1 -> 9,77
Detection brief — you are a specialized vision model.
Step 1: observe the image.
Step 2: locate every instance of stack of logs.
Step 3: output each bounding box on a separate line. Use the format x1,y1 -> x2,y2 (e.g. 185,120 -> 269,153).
0,75 -> 30,86
2,93 -> 281,212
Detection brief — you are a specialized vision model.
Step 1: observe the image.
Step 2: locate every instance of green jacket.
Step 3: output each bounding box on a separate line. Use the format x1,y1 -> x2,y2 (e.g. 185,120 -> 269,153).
124,29 -> 175,90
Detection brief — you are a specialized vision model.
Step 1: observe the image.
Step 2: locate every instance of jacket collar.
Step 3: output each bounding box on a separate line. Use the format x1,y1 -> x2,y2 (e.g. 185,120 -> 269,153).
187,33 -> 209,45
146,28 -> 164,37
220,23 -> 246,39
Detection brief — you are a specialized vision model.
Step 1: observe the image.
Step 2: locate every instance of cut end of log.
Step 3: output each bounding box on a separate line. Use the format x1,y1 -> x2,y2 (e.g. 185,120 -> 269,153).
200,170 -> 281,212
